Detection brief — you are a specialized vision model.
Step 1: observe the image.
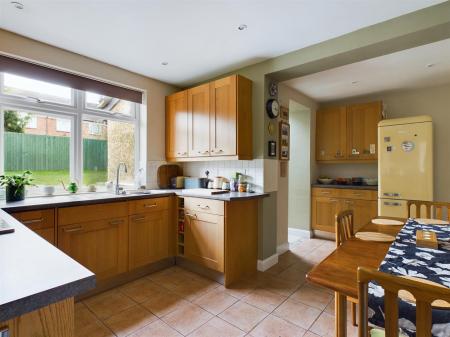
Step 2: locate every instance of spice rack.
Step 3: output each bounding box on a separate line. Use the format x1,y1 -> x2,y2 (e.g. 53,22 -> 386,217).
177,197 -> 185,256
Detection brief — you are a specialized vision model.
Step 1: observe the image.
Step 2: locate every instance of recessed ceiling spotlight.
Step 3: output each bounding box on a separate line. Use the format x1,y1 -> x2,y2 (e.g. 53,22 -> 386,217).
351,80 -> 359,84
238,24 -> 248,31
161,62 -> 168,66
426,63 -> 435,68
10,1 -> 24,9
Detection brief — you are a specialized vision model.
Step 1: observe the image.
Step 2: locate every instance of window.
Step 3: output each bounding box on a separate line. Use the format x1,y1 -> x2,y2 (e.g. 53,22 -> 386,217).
2,73 -> 73,105
0,72 -> 142,196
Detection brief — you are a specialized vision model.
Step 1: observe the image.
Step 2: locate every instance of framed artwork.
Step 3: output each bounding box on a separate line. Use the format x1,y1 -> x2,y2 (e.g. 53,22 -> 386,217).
280,105 -> 289,121
268,140 -> 277,157
279,121 -> 290,161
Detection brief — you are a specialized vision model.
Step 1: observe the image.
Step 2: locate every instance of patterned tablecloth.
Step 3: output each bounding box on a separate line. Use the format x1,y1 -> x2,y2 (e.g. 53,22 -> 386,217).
368,219 -> 450,337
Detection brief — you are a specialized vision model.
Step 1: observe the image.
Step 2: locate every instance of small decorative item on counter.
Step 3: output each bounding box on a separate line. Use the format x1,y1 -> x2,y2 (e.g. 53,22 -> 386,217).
42,185 -> 55,196
87,184 -> 97,192
246,183 -> 254,193
237,174 -> 247,192
207,181 -> 214,189
317,177 -> 333,184
229,178 -> 237,192
213,176 -> 225,189
222,181 -> 230,190
105,181 -> 114,192
62,181 -> 78,194
0,170 -> 34,202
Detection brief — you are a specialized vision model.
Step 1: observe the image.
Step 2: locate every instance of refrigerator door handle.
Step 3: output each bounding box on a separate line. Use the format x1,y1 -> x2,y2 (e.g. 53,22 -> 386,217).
383,201 -> 402,207
383,192 -> 400,197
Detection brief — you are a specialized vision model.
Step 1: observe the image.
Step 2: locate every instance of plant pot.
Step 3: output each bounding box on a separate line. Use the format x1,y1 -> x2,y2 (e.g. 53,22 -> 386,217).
5,185 -> 25,202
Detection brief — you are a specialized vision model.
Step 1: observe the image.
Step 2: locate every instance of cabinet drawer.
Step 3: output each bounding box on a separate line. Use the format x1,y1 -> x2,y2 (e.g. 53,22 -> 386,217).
58,202 -> 128,226
129,197 -> 169,215
184,197 -> 224,215
339,189 -> 377,200
11,209 -> 55,230
312,188 -> 340,198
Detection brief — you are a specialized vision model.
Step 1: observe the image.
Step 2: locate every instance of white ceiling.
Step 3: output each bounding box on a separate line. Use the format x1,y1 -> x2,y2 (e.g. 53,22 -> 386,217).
282,38 -> 450,102
0,0 -> 444,87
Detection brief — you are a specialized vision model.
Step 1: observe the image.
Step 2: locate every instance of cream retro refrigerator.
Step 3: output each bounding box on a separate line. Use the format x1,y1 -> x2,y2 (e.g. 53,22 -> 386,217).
378,116 -> 433,217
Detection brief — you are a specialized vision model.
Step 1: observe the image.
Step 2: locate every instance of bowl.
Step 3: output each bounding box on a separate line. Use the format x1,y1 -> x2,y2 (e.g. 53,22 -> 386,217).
317,178 -> 333,185
364,178 -> 378,186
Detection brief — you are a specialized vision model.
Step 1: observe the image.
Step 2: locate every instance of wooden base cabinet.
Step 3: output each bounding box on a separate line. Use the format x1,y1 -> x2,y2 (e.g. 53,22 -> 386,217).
311,187 -> 378,233
10,209 -> 55,244
129,210 -> 170,270
58,217 -> 128,281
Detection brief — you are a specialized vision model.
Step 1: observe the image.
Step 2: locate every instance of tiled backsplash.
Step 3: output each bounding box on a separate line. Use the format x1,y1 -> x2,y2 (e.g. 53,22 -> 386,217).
147,159 -> 264,192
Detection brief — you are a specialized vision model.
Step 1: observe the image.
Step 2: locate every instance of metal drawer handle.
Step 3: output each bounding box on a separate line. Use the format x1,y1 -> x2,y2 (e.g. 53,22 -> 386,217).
197,205 -> 210,210
383,192 -> 400,197
133,217 -> 146,222
64,226 -> 83,233
109,219 -> 124,225
22,218 -> 44,225
329,199 -> 339,202
144,204 -> 157,208
352,193 -> 362,196
384,202 -> 401,207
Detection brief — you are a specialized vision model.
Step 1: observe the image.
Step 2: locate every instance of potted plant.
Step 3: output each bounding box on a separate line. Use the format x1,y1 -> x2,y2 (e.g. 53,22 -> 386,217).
0,170 -> 34,202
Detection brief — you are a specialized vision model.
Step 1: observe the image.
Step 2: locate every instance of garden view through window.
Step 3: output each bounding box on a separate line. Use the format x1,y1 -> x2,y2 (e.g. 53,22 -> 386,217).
0,72 -> 140,195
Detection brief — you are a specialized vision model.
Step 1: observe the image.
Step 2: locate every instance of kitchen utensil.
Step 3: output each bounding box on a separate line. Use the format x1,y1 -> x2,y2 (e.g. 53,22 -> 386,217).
170,176 -> 185,189
184,177 -> 207,189
335,177 -> 351,185
207,181 -> 213,189
351,177 -> 363,185
157,164 -> 182,189
222,182 -> 230,190
363,178 -> 378,186
317,178 -> 333,184
213,177 -> 225,189
230,178 -> 238,192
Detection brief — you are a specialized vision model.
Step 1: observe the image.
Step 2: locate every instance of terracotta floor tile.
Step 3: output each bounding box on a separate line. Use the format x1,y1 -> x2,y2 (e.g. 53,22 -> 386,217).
219,279 -> 259,299
103,305 -> 157,337
188,317 -> 245,337
146,267 -> 189,290
273,299 -> 321,330
303,332 -> 321,337
277,264 -> 308,284
260,275 -> 300,297
120,277 -> 166,303
128,319 -> 183,337
218,301 -> 268,332
242,288 -> 287,313
249,314 -> 306,337
84,290 -> 136,320
162,302 -> 213,335
171,277 -> 218,301
75,302 -> 114,337
290,284 -> 333,310
194,287 -> 238,315
141,288 -> 189,318
324,298 -> 356,322
309,311 -> 358,337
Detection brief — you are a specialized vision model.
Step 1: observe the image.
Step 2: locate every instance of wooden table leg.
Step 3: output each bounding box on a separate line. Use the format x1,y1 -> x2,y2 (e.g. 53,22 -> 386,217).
335,292 -> 347,337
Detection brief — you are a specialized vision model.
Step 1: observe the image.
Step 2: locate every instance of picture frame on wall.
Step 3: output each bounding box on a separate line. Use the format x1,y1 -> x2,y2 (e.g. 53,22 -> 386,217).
280,105 -> 289,121
279,121 -> 290,161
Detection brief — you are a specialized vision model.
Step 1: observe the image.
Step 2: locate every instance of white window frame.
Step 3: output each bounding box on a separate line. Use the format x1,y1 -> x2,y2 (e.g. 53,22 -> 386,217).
0,73 -> 144,194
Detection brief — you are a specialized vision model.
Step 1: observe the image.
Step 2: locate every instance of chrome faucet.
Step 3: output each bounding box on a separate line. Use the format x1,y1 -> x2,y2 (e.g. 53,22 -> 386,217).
115,162 -> 128,195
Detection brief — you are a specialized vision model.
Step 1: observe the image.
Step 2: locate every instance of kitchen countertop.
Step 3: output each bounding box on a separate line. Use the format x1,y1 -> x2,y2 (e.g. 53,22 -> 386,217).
0,190 -> 268,212
0,209 -> 95,322
311,184 -> 378,191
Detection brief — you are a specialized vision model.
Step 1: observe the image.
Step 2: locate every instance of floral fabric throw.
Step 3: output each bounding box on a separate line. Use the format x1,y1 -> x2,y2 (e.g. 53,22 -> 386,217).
368,219 -> 450,337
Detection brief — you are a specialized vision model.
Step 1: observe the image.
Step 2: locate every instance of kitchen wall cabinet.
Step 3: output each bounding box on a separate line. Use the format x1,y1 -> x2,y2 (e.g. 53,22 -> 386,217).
346,101 -> 382,161
316,101 -> 382,162
311,187 -> 377,233
166,90 -> 188,159
129,197 -> 170,270
166,74 -> 252,161
11,209 -> 55,244
58,216 -> 128,281
188,83 -> 211,157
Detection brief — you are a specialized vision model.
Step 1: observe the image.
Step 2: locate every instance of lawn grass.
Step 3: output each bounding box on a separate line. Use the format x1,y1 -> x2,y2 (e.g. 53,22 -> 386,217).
4,170 -> 108,186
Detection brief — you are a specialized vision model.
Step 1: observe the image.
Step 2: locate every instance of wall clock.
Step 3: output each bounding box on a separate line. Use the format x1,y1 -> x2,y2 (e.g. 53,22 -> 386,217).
266,99 -> 280,119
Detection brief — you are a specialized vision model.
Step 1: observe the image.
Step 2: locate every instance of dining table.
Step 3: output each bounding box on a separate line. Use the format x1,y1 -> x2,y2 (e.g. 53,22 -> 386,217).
306,218 -> 406,337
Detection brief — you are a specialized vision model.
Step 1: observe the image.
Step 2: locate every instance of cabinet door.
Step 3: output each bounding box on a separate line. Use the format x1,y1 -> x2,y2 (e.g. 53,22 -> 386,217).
341,199 -> 378,233
188,83 -> 210,157
316,106 -> 347,161
185,211 -> 224,272
210,75 -> 237,156
347,101 -> 382,160
311,196 -> 340,232
58,217 -> 128,281
129,210 -> 169,269
166,90 -> 188,159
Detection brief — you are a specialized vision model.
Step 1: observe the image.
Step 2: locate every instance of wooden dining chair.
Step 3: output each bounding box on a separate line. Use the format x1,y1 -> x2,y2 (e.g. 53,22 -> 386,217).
335,210 -> 358,326
407,200 -> 450,221
357,266 -> 450,337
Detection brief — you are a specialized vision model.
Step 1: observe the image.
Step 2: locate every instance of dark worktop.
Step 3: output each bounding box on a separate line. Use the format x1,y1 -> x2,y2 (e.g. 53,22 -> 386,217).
0,210 -> 95,322
0,190 -> 268,212
311,184 -> 378,191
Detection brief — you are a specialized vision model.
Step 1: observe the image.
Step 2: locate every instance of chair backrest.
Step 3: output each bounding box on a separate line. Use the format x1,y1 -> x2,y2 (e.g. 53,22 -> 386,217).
407,200 -> 450,221
335,210 -> 354,248
357,267 -> 450,337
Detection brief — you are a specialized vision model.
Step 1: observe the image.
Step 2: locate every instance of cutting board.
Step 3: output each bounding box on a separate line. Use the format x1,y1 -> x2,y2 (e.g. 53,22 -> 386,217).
157,164 -> 182,189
